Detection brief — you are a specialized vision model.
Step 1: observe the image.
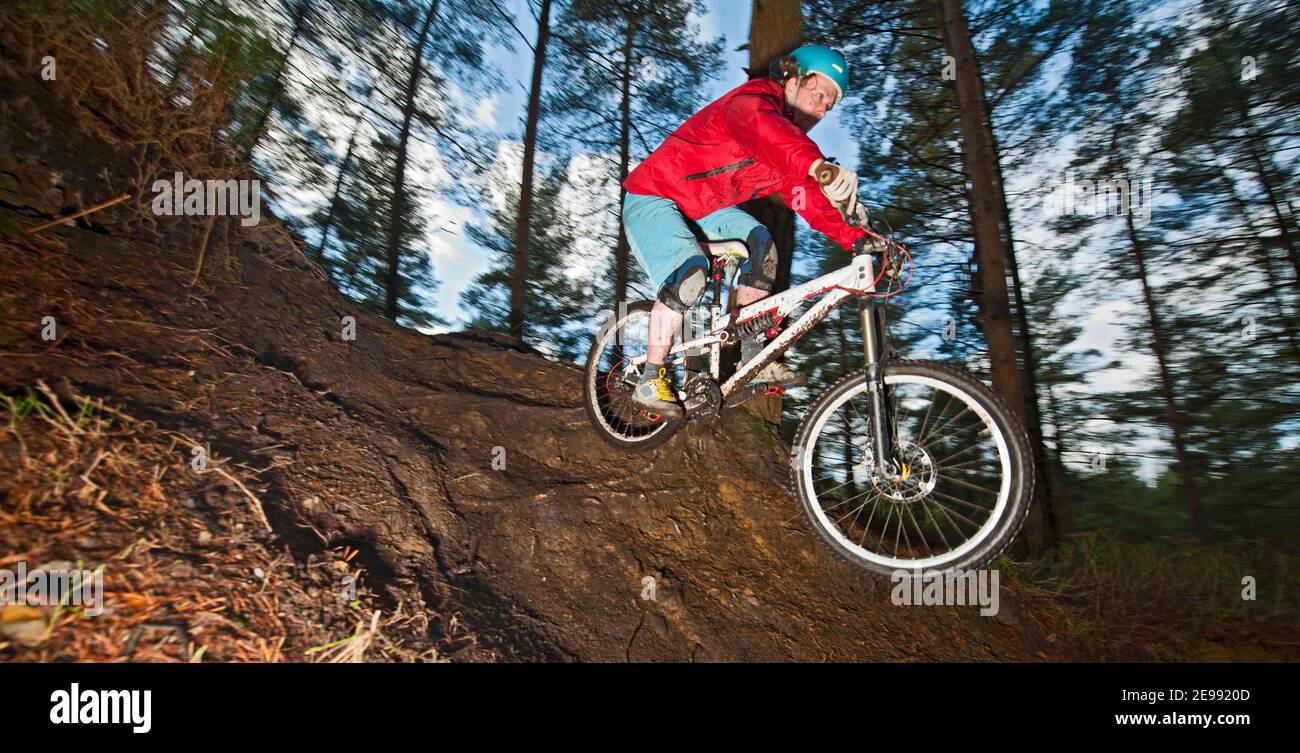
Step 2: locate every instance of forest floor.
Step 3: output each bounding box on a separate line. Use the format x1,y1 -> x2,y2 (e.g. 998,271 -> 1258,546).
1,208 -> 1294,662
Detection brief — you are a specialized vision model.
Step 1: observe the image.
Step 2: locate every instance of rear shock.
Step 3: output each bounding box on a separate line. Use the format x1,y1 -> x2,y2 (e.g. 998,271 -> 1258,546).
732,310 -> 777,339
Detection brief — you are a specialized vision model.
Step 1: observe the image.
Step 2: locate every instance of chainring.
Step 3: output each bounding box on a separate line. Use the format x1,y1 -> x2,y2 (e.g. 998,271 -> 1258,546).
681,374 -> 722,420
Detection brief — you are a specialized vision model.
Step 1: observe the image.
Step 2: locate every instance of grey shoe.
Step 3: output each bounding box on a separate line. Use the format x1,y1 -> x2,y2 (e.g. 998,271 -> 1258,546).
631,367 -> 684,420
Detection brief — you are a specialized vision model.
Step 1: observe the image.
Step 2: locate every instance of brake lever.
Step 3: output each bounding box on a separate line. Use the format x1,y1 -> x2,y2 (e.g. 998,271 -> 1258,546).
851,202 -> 870,229
837,198 -> 870,230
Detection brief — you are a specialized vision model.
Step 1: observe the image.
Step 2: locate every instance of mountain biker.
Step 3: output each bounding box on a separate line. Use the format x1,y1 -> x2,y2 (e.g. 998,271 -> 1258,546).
622,44 -> 871,420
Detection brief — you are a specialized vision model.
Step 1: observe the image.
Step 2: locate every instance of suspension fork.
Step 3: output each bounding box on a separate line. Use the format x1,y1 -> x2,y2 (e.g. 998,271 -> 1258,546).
859,295 -> 898,472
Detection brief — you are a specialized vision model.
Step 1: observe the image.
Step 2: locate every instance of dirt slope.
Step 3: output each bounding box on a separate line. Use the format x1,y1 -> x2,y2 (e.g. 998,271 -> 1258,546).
0,199 -> 1092,663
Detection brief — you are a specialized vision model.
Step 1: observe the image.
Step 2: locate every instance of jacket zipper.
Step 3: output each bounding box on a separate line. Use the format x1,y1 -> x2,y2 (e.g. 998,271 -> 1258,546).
684,157 -> 755,180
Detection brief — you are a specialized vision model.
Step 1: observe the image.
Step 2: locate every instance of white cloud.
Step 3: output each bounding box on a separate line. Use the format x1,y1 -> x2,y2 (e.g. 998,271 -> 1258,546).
474,95 -> 499,130
558,152 -> 622,282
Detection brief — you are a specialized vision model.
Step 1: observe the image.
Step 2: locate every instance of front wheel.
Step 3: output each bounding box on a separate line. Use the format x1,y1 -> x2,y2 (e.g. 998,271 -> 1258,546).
789,360 -> 1034,578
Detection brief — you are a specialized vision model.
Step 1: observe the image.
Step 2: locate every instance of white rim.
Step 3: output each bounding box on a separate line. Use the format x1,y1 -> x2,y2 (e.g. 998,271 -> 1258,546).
799,374 -> 1012,570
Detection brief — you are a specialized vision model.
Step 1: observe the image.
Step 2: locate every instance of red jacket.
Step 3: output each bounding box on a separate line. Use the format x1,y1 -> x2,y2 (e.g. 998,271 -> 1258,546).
623,77 -> 866,250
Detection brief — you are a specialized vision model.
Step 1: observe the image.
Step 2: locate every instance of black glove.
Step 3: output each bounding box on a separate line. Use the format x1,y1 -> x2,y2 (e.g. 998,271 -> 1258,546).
851,234 -> 886,256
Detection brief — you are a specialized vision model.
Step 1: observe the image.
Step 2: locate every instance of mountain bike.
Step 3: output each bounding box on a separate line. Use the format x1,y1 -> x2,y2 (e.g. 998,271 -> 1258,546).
582,198 -> 1035,577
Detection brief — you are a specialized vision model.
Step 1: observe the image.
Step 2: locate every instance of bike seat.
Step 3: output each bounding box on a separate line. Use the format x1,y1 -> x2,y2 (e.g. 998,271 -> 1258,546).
699,240 -> 748,260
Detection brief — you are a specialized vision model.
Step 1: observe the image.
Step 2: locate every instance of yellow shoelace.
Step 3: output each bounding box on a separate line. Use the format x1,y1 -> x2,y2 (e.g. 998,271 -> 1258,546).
649,367 -> 677,401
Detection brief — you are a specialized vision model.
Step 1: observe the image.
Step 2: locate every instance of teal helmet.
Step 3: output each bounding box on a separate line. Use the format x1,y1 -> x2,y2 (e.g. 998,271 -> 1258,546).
787,44 -> 849,106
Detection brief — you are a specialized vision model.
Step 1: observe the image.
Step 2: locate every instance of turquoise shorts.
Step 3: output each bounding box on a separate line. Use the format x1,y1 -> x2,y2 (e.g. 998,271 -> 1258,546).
622,192 -> 764,291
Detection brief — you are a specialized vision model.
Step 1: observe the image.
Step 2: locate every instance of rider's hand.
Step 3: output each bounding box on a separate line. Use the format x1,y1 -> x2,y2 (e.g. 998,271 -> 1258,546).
852,234 -> 886,256
852,235 -> 901,281
811,158 -> 859,216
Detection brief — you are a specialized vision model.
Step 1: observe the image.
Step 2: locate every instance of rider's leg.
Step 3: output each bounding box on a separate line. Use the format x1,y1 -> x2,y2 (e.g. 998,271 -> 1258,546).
622,193 -> 712,416
646,256 -> 709,366
646,300 -> 681,366
693,207 -> 778,306
735,234 -> 777,307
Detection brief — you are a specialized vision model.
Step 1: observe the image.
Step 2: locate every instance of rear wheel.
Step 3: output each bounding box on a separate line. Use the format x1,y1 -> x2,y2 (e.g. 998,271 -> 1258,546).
789,360 -> 1034,577
583,300 -> 685,452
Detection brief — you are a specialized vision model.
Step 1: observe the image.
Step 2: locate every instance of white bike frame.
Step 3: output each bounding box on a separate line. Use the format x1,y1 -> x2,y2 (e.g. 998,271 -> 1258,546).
622,251 -> 879,400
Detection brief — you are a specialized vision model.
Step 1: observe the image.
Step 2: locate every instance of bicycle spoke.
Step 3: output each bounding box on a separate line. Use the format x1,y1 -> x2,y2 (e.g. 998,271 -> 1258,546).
901,503 -> 933,558
842,492 -> 882,545
830,487 -> 884,524
933,453 -> 987,471
919,417 -> 986,449
919,404 -> 972,448
927,488 -> 993,525
891,501 -> 905,559
936,470 -> 1002,498
931,443 -> 983,466
918,498 -> 954,553
914,385 -> 945,444
865,500 -> 892,552
816,474 -> 862,499
927,494 -> 978,540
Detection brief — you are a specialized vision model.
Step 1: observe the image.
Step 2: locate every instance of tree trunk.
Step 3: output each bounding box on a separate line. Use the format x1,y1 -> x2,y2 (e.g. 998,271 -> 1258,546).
738,0 -> 801,424
243,0 -> 312,159
510,0 -> 552,341
1214,153 -> 1300,362
1045,383 -> 1074,535
612,16 -> 635,318
988,120 -> 1058,548
1123,206 -> 1210,544
384,0 -> 439,321
1244,141 -> 1300,288
313,113 -> 363,261
936,0 -> 1024,416
1215,52 -> 1300,286
937,0 -> 1044,551
739,0 -> 801,296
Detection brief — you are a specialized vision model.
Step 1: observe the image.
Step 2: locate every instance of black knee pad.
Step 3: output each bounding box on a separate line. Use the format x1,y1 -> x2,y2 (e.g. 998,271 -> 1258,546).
737,225 -> 778,291
657,255 -> 710,313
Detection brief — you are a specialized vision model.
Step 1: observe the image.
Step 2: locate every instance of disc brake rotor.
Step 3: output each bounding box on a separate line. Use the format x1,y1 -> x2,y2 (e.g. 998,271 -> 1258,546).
856,438 -> 937,502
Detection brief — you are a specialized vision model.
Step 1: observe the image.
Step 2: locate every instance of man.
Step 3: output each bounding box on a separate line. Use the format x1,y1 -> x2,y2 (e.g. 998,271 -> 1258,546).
621,44 -> 870,419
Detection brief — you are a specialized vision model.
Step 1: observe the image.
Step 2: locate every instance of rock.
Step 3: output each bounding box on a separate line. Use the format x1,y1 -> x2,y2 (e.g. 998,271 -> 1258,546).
0,605 -> 47,646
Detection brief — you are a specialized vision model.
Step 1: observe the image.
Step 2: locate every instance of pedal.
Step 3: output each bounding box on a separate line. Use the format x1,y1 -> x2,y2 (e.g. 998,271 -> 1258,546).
681,394 -> 708,412
682,377 -> 722,419
762,384 -> 786,397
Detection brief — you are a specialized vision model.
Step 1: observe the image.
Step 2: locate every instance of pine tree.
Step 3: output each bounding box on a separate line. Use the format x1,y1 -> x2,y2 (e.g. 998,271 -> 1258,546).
461,153 -> 594,360
542,0 -> 724,317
